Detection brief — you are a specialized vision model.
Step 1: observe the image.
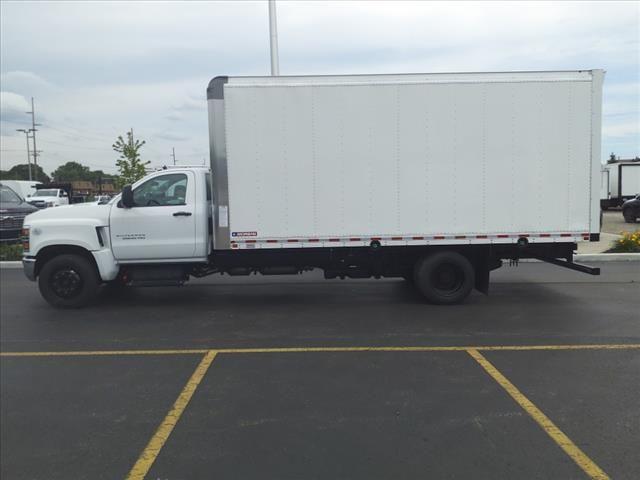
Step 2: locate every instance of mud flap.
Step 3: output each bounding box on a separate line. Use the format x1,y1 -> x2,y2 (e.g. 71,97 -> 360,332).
475,255 -> 502,295
475,261 -> 490,295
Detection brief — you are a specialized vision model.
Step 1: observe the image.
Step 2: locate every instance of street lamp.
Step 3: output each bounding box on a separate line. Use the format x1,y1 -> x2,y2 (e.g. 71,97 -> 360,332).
15,129 -> 33,181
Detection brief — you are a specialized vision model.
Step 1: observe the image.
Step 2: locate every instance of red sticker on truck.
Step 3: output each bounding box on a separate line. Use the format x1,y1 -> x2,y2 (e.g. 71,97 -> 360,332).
231,231 -> 257,237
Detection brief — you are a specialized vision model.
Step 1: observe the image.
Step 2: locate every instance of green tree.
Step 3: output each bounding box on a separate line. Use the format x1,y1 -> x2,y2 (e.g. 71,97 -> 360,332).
112,130 -> 149,186
51,161 -> 92,182
0,164 -> 51,183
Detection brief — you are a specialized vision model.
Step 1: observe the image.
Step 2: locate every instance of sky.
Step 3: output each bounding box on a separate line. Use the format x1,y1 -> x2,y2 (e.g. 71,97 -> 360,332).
1,0 -> 639,176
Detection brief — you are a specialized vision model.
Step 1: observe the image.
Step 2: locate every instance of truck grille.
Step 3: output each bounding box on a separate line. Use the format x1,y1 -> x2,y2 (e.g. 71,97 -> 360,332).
0,214 -> 26,229
28,200 -> 47,209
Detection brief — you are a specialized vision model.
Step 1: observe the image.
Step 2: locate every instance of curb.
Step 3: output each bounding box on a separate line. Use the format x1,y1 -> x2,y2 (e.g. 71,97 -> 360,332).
573,253 -> 640,262
0,261 -> 23,269
1,253 -> 639,270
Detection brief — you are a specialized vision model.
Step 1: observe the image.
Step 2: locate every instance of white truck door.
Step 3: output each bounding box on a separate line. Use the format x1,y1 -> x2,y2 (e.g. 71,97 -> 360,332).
109,171 -> 197,260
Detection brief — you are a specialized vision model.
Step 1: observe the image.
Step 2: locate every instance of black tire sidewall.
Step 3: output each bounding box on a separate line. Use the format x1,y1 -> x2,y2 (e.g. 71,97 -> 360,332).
38,254 -> 100,308
413,251 -> 474,305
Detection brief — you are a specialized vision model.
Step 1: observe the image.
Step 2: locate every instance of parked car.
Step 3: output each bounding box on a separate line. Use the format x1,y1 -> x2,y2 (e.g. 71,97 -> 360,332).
0,183 -> 38,243
26,188 -> 70,209
93,195 -> 113,205
622,194 -> 640,223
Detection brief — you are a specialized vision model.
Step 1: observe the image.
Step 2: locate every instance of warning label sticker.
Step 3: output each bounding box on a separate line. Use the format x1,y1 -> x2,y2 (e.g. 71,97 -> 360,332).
231,231 -> 257,237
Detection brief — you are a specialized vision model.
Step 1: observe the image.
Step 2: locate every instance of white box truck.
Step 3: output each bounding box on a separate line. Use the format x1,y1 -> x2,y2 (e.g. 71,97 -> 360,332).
602,161 -> 640,209
22,70 -> 604,307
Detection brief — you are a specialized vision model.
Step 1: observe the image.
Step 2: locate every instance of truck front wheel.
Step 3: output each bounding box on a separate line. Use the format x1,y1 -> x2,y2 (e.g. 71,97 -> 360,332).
38,254 -> 100,308
413,251 -> 474,304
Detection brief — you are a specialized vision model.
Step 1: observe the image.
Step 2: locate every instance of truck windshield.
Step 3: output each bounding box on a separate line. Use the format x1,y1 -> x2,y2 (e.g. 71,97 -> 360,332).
33,189 -> 58,197
0,186 -> 22,203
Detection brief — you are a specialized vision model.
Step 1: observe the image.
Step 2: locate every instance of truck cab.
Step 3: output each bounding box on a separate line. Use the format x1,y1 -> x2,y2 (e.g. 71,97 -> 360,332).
22,167 -> 212,306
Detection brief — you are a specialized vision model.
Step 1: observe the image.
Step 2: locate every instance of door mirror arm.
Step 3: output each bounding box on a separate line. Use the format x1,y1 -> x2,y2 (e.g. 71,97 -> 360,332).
121,185 -> 134,208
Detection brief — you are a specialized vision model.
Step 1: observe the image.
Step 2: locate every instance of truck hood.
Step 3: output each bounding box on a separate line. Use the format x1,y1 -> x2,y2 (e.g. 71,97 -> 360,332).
24,203 -> 111,225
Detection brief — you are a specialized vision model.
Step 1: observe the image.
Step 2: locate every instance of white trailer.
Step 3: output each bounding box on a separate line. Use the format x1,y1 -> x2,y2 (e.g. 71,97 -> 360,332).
602,161 -> 640,208
22,70 -> 605,308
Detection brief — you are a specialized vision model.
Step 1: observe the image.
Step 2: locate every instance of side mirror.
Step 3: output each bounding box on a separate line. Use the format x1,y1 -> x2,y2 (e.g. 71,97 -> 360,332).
121,185 -> 134,208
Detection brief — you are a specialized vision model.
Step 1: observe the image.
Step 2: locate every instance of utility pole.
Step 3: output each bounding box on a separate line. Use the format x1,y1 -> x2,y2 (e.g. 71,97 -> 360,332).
268,0 -> 280,76
16,129 -> 33,181
171,147 -> 176,165
25,98 -> 41,181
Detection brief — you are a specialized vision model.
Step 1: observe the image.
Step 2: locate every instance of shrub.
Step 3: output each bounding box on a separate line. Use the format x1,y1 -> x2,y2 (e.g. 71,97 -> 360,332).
0,244 -> 23,261
608,231 -> 640,253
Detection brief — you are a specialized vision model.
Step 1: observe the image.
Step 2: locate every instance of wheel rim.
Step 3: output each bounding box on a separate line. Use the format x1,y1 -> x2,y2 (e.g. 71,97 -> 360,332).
431,262 -> 465,296
50,268 -> 83,299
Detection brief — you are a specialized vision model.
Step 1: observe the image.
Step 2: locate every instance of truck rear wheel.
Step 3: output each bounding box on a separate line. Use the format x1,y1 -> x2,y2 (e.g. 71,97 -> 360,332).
38,254 -> 100,308
413,251 -> 474,304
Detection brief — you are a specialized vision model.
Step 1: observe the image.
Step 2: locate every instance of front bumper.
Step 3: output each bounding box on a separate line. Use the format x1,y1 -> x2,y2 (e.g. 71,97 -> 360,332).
22,257 -> 36,281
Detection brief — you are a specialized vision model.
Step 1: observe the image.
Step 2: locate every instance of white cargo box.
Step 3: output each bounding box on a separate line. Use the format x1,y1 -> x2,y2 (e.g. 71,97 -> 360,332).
207,70 -> 604,250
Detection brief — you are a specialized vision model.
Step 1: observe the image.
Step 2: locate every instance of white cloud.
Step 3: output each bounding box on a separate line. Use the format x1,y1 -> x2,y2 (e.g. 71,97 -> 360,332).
0,91 -> 29,115
603,121 -> 640,139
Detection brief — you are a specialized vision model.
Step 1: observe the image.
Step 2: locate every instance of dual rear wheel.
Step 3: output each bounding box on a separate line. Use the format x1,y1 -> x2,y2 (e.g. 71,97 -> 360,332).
412,251 -> 475,305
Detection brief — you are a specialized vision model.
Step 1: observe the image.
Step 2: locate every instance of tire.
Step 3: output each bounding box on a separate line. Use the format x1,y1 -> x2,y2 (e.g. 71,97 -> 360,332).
623,209 -> 635,223
38,254 -> 100,308
413,251 -> 474,305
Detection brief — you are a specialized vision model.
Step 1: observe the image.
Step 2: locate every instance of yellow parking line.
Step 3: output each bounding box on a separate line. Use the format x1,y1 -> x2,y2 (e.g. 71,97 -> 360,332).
467,349 -> 610,480
0,349 -> 209,357
1,344 -> 638,357
126,350 -> 217,480
216,344 -> 640,354
0,343 -> 640,357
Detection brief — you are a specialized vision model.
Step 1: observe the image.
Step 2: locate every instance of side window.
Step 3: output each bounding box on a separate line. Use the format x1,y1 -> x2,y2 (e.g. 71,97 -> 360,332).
132,173 -> 188,207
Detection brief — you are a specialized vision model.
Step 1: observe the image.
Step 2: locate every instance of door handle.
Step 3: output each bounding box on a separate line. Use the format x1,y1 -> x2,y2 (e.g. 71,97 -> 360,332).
173,211 -> 192,217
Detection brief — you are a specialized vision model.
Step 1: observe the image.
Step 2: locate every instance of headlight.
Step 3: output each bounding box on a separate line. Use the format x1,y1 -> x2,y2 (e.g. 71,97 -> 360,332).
21,227 -> 30,252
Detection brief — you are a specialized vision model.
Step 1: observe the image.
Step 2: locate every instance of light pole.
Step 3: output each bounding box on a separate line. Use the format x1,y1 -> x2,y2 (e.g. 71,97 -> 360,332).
16,129 -> 33,181
25,98 -> 41,181
268,0 -> 280,76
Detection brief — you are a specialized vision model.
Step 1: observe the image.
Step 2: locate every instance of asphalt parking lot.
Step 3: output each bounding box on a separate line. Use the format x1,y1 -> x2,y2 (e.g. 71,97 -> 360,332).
1,261 -> 639,479
602,209 -> 636,235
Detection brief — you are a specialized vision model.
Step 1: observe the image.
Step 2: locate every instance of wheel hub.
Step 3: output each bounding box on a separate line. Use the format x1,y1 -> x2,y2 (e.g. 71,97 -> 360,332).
433,263 -> 463,292
50,269 -> 83,298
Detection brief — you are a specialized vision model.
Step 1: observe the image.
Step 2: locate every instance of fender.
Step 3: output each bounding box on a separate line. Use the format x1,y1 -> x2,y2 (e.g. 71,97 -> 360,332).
24,208 -> 119,282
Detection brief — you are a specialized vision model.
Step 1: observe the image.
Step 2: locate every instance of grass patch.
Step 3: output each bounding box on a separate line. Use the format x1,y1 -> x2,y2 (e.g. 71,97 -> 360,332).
0,243 -> 23,261
606,230 -> 640,253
